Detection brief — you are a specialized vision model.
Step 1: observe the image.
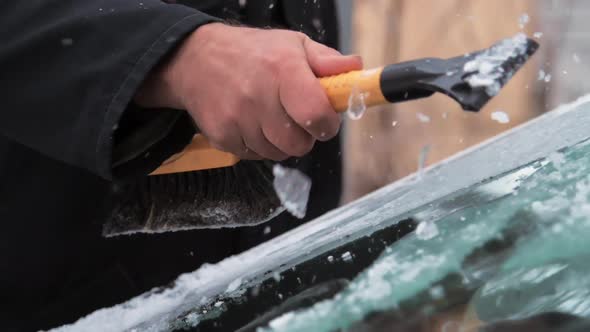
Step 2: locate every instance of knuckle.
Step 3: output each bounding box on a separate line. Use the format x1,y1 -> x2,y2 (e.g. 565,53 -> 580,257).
206,129 -> 234,152
236,83 -> 258,107
259,52 -> 281,71
280,56 -> 303,73
223,110 -> 241,127
292,31 -> 308,41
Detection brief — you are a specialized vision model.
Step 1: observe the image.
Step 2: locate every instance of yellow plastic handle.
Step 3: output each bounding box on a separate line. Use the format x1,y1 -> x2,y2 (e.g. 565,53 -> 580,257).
319,67 -> 387,112
150,135 -> 240,175
150,68 -> 388,175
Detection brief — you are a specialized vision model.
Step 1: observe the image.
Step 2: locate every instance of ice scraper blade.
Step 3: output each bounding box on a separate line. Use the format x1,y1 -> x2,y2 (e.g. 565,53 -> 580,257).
384,33 -> 539,111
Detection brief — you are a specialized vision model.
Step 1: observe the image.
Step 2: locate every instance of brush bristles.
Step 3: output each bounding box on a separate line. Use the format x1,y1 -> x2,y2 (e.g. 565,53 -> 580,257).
105,161 -> 283,236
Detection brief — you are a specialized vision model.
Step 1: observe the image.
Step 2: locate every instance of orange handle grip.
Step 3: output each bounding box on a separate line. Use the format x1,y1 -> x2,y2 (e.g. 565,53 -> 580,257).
319,67 -> 387,112
150,68 -> 387,175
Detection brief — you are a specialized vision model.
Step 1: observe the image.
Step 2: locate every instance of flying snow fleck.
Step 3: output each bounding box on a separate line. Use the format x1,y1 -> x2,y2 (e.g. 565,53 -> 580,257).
573,53 -> 582,64
491,111 -> 511,124
417,112 -> 431,123
518,13 -> 530,29
538,69 -> 547,81
544,74 -> 552,83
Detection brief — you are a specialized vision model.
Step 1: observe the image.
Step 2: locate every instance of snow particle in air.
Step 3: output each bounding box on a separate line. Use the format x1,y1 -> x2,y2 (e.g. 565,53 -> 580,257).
573,53 -> 582,64
518,13 -> 530,29
544,74 -> 552,83
417,112 -> 431,123
491,111 -> 511,124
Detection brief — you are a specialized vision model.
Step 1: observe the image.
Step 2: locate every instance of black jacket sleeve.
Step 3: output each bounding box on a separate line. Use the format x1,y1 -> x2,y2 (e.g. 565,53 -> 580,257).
0,0 -> 219,180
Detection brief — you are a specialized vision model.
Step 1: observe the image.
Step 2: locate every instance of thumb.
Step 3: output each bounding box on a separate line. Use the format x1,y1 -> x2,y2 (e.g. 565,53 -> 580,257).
303,37 -> 363,77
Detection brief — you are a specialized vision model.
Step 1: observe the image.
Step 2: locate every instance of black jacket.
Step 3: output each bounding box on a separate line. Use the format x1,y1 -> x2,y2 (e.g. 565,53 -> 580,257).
0,0 -> 341,330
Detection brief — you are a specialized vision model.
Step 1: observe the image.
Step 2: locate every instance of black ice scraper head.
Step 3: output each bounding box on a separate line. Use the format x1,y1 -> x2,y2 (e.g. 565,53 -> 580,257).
378,33 -> 539,111
105,34 -> 539,236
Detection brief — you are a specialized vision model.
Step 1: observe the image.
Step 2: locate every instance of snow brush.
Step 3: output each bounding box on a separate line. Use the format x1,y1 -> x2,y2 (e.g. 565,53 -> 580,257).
105,34 -> 539,236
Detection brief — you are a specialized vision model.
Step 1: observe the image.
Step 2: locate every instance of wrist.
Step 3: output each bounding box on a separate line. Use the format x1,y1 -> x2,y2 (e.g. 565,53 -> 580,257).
134,23 -> 225,110
134,60 -> 180,109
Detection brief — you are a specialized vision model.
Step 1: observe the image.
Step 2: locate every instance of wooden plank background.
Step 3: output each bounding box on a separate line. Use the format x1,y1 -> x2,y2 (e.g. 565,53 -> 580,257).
343,0 -> 545,202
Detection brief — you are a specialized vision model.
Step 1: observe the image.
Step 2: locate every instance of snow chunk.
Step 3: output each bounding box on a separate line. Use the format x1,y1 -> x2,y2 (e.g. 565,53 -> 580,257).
273,165 -> 312,219
185,313 -> 200,326
341,251 -> 353,262
415,221 -> 439,240
225,277 -> 242,293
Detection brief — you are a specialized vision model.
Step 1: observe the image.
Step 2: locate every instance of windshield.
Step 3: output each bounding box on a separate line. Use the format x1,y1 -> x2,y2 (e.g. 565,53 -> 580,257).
56,95 -> 590,332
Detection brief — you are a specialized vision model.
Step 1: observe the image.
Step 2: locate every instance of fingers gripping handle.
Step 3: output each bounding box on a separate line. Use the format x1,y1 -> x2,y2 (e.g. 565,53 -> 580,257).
319,67 -> 387,113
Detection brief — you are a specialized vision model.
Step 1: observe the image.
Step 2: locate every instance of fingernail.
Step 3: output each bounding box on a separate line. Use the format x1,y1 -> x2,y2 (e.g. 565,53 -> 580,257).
349,54 -> 364,65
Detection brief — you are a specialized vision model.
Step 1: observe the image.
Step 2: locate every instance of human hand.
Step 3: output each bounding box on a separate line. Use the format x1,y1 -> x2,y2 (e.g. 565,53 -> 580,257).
136,23 -> 362,160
